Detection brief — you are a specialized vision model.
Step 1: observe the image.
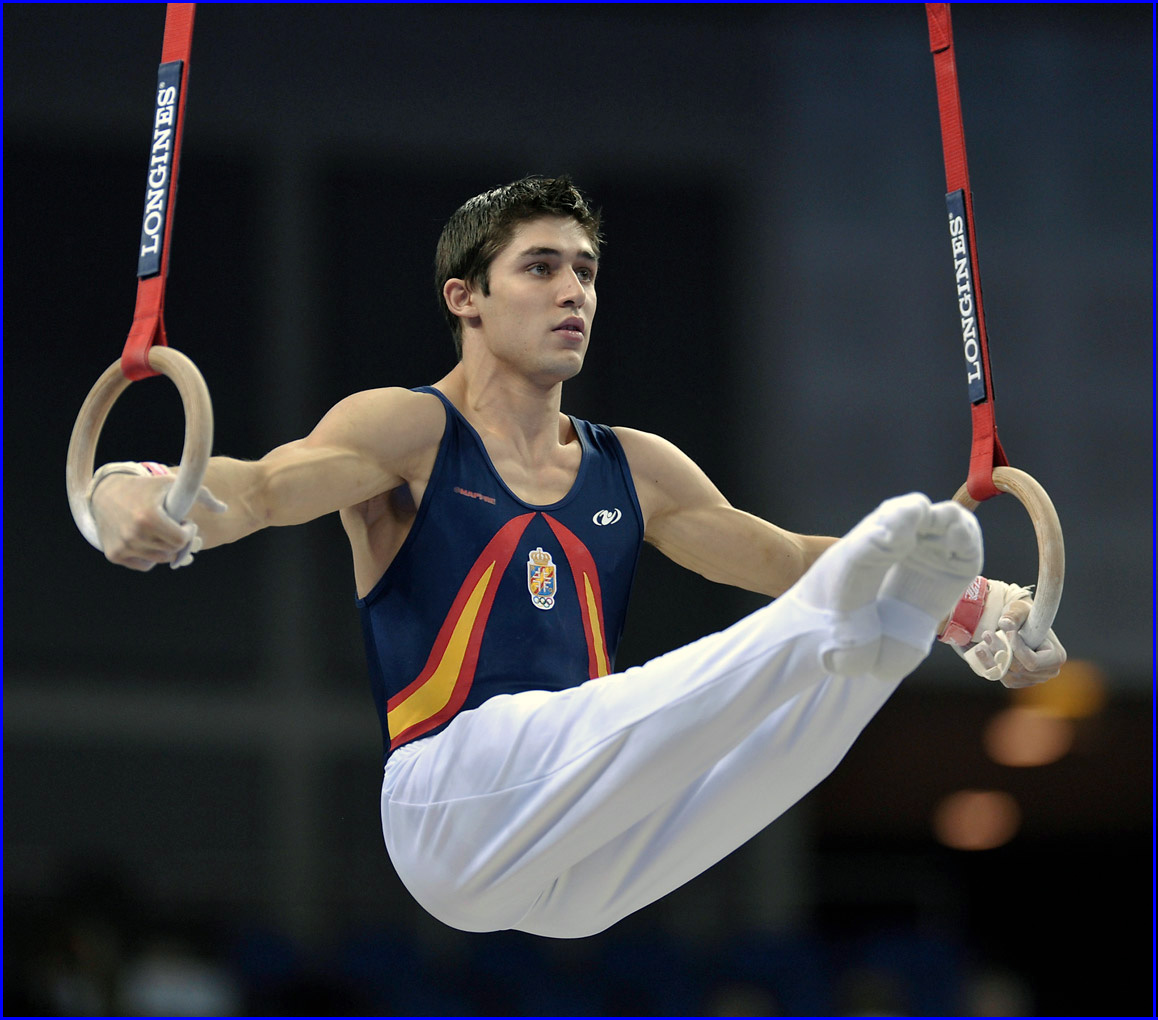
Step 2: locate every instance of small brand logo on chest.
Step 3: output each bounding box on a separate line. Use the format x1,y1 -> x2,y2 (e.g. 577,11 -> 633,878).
454,486 -> 496,505
592,508 -> 622,526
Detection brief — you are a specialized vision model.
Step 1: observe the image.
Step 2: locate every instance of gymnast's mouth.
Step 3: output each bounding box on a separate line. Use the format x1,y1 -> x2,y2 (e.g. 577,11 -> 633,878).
553,317 -> 585,335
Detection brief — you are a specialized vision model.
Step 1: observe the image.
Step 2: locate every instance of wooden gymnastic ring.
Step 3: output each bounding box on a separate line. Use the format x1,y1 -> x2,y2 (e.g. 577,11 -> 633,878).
952,467 -> 1064,649
66,346 -> 214,550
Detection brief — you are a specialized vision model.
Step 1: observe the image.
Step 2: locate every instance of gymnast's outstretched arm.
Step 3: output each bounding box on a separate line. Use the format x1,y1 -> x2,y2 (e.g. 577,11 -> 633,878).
615,426 -> 837,597
614,426 -> 1065,686
88,386 -> 444,571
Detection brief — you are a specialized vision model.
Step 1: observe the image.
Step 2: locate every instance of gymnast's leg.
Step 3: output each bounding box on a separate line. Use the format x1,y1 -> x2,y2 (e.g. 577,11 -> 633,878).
514,495 -> 983,936
381,495 -> 982,935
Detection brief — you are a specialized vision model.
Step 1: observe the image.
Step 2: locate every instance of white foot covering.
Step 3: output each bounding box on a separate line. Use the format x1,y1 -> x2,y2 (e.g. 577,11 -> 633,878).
792,494 -> 983,678
875,498 -> 984,678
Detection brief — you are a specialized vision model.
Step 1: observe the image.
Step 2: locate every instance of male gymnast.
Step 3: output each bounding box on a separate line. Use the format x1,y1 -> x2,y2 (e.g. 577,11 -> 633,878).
86,177 -> 1065,937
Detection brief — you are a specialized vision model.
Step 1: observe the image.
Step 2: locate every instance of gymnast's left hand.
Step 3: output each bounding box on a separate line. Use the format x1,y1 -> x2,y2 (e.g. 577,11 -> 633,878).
969,594 -> 1067,689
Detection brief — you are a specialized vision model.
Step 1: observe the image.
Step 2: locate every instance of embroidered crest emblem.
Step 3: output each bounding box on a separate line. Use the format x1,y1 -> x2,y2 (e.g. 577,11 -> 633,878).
527,547 -> 557,611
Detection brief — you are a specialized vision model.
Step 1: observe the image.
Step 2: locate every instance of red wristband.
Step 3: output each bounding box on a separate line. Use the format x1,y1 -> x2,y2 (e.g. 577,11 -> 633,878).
939,575 -> 989,646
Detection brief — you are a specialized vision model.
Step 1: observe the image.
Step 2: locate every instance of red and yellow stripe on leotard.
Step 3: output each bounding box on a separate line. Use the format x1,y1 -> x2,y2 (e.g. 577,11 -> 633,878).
386,511 -> 612,749
543,513 -> 612,680
386,513 -> 533,748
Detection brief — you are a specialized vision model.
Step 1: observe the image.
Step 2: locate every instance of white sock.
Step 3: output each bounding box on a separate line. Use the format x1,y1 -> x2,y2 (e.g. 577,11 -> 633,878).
874,500 -> 983,679
791,494 -> 982,679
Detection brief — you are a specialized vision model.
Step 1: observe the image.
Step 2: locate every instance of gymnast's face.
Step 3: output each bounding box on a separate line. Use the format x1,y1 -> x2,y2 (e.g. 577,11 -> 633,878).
458,216 -> 599,385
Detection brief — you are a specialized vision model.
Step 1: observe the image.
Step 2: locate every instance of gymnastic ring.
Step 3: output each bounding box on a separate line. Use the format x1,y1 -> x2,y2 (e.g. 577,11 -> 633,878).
952,466 -> 1064,650
66,346 -> 214,551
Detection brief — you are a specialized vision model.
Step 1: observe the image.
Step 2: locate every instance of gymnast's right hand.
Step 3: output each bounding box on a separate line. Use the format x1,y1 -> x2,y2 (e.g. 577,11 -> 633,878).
88,462 -> 226,571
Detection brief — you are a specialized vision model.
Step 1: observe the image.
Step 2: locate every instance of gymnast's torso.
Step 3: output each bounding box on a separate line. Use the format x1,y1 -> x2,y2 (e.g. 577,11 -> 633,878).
356,386 -> 644,759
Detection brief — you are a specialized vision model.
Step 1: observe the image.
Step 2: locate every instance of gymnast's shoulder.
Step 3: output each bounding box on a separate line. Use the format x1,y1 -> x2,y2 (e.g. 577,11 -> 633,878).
309,386 -> 447,458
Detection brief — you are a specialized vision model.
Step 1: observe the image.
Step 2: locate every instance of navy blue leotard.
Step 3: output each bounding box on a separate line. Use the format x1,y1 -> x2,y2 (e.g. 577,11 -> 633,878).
358,387 -> 644,760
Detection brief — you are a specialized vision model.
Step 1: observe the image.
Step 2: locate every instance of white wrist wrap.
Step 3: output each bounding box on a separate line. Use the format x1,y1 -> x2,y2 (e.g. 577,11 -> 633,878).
976,578 -> 1034,639
86,460 -> 172,502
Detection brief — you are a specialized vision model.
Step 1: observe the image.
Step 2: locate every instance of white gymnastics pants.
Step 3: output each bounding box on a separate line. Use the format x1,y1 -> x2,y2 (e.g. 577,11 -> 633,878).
379,496 -> 979,939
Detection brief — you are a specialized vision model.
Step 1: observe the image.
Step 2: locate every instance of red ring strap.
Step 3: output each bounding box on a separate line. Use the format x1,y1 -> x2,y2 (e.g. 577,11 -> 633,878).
121,3 -> 196,381
926,3 -> 1008,502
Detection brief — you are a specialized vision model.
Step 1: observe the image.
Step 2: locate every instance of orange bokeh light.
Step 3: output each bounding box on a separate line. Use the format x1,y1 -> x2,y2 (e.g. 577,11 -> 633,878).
932,790 -> 1021,850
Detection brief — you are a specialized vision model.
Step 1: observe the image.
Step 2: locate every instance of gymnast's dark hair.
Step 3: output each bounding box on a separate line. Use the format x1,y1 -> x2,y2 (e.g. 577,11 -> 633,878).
434,176 -> 602,359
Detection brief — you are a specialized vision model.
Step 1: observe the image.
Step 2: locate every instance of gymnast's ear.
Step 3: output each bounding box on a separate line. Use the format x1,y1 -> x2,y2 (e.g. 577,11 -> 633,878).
443,278 -> 479,322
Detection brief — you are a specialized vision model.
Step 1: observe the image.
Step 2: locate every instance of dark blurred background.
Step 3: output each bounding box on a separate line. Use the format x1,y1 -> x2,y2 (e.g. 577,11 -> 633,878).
4,4 -> 1151,1016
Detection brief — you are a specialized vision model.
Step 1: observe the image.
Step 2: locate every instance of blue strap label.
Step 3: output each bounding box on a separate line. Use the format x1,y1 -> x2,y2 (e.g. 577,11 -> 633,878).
136,60 -> 183,278
945,189 -> 988,404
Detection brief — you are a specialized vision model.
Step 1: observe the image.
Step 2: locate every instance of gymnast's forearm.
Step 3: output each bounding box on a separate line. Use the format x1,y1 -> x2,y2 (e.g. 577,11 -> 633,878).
194,443 -> 381,544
